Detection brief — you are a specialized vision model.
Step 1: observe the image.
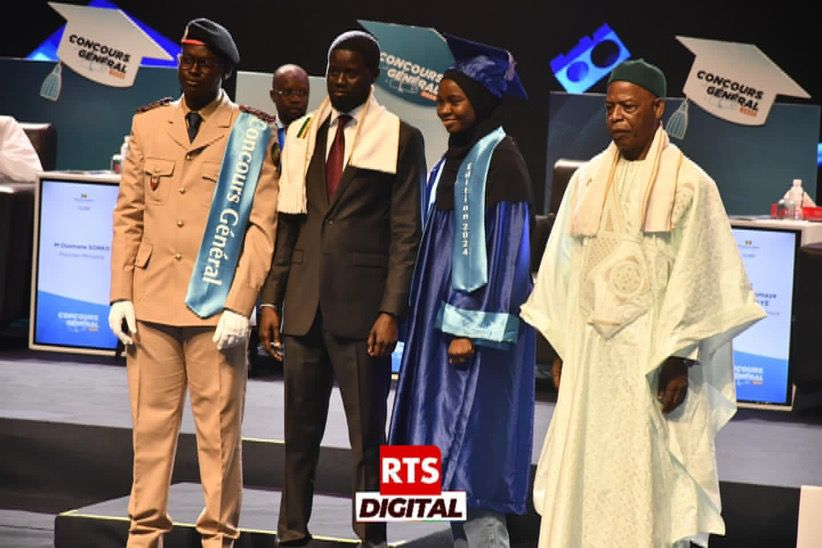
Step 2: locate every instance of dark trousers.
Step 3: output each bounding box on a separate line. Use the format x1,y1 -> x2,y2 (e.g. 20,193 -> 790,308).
277,313 -> 391,545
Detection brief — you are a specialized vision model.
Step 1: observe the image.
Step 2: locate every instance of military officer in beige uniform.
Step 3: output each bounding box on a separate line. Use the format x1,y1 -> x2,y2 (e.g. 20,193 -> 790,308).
108,18 -> 279,548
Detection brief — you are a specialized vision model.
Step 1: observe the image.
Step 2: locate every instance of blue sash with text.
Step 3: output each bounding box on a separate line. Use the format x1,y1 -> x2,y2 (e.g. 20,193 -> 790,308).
451,126 -> 505,292
185,112 -> 271,318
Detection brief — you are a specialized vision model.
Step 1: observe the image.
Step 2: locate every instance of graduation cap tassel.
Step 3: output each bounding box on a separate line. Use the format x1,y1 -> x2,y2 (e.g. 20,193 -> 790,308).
666,98 -> 689,140
40,61 -> 62,102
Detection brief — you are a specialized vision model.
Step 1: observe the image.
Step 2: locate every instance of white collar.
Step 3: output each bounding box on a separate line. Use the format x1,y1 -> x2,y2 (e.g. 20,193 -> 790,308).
330,101 -> 365,125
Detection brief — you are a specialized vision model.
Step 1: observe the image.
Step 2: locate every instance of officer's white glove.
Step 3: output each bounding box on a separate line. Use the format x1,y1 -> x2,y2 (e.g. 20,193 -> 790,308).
108,300 -> 137,346
213,309 -> 250,350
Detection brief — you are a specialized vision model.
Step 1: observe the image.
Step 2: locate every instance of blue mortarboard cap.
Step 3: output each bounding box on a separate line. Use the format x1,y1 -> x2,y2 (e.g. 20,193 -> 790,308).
443,32 -> 527,100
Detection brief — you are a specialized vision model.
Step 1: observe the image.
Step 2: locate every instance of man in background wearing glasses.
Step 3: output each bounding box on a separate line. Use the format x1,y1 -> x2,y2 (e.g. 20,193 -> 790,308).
270,64 -> 310,150
247,63 -> 311,373
108,17 -> 279,548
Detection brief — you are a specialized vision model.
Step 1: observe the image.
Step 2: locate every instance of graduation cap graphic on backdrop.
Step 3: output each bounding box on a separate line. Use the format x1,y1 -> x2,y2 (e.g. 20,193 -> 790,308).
357,21 -> 527,106
671,36 -> 810,137
357,20 -> 454,106
40,1 -> 173,101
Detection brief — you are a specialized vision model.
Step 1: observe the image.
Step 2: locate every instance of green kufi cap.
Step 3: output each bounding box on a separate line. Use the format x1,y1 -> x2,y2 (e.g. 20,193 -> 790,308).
607,58 -> 666,98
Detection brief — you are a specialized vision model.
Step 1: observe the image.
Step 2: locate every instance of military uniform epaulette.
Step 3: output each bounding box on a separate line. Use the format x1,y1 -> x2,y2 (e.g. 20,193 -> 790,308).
240,105 -> 276,124
135,97 -> 173,114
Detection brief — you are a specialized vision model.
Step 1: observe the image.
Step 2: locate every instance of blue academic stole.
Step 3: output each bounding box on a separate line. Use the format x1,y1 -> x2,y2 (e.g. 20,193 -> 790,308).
185,112 -> 271,318
451,126 -> 506,292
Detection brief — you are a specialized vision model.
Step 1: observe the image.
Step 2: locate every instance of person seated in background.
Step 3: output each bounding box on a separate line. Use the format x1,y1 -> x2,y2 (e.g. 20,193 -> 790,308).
0,115 -> 43,182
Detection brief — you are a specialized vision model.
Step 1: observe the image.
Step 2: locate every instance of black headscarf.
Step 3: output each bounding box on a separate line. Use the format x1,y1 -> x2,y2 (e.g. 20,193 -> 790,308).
435,71 -> 531,210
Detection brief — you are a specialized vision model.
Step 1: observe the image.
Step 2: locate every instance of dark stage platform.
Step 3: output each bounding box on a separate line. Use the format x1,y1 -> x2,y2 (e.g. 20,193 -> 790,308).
1,346 -> 821,547
55,483 -> 451,547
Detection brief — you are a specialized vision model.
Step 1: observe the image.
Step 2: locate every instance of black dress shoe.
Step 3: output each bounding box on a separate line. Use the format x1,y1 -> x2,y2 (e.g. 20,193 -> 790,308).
275,534 -> 313,546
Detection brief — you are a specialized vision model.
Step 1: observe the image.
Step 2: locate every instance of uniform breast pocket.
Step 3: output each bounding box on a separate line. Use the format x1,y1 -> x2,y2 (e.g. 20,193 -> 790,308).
199,161 -> 221,208
144,158 -> 175,204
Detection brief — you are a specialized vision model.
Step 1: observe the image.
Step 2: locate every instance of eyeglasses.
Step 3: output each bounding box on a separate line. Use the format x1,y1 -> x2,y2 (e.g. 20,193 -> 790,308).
273,89 -> 309,98
177,54 -> 222,70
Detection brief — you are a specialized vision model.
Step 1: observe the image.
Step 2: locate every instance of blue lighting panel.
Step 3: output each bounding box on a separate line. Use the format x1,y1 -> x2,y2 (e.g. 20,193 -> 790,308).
550,24 -> 630,94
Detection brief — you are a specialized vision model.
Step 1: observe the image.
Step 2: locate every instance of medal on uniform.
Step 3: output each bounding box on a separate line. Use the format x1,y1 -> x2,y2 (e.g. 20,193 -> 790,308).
150,175 -> 160,191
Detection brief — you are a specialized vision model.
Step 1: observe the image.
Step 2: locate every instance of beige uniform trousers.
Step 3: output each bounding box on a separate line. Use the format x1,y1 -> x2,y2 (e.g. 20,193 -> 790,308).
125,320 -> 247,548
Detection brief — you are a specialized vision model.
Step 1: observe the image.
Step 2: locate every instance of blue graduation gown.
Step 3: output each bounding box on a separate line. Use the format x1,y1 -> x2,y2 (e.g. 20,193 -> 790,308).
388,149 -> 535,514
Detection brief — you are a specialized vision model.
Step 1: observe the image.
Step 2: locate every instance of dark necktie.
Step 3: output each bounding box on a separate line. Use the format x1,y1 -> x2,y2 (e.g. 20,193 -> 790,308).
186,111 -> 202,143
325,114 -> 351,199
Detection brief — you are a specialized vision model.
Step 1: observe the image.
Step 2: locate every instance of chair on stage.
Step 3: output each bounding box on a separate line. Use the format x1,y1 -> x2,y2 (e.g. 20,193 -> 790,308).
548,158 -> 584,214
794,243 -> 822,396
20,122 -> 57,171
530,158 -> 584,373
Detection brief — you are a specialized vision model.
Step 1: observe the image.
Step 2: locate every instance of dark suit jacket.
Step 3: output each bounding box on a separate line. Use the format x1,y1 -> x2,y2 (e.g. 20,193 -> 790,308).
261,116 -> 425,339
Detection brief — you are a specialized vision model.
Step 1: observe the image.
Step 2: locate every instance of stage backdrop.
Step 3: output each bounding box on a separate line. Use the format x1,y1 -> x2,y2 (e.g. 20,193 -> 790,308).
544,91 -> 820,216
236,71 -> 448,172
0,58 -> 450,173
0,57 -> 180,171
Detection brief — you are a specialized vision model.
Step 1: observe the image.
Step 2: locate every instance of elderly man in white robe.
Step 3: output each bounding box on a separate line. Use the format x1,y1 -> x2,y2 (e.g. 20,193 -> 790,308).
521,59 -> 766,548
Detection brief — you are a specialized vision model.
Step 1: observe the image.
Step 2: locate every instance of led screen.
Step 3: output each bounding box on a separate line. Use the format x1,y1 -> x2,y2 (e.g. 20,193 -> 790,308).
731,227 -> 798,407
31,174 -> 120,354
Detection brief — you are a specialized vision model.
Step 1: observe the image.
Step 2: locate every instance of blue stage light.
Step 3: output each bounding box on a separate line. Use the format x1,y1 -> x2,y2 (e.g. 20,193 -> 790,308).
550,24 -> 631,94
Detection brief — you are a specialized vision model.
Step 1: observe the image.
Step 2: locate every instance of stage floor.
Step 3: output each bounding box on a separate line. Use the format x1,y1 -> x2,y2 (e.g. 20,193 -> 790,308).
58,482 -> 450,546
2,348 -> 821,485
2,346 -> 822,546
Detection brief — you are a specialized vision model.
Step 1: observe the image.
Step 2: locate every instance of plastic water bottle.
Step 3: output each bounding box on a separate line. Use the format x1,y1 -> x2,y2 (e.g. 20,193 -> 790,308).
111,135 -> 129,174
110,152 -> 122,174
787,179 -> 805,220
120,135 -> 129,161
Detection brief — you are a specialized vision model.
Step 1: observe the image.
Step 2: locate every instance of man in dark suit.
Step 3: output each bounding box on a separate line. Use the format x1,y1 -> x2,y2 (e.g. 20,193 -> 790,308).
258,30 -> 425,547
248,63 -> 310,373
